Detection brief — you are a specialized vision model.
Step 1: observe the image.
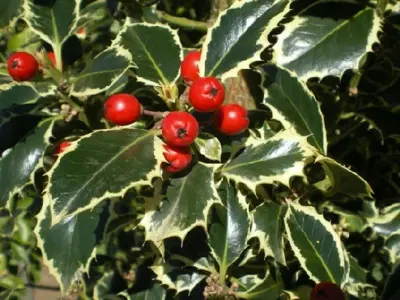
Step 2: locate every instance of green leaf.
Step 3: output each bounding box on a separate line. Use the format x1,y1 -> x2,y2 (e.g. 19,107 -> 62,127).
141,163 -> 221,247
46,128 -> 164,225
200,0 -> 290,81
209,179 -> 250,279
316,157 -> 374,199
250,202 -> 287,265
284,203 -> 348,286
273,5 -> 381,79
93,271 -> 115,300
35,200 -> 110,295
0,0 -> 22,28
349,255 -> 367,284
386,234 -> 400,264
120,284 -> 167,300
0,82 -> 57,111
235,274 -> 283,300
117,19 -> 183,86
221,131 -> 314,192
0,118 -> 54,208
370,203 -> 400,238
261,65 -> 327,154
70,47 -> 132,97
24,0 -> 82,70
194,133 -> 222,162
7,27 -> 41,53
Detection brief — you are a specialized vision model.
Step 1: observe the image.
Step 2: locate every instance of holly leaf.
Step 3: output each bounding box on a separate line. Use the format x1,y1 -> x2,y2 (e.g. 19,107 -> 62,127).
0,0 -> 23,28
273,4 -> 381,79
209,179 -> 250,279
200,0 -> 290,82
117,19 -> 183,86
386,234 -> 400,264
194,133 -> 222,162
220,131 -> 314,193
370,203 -> 400,239
120,284 -> 167,300
93,272 -> 116,300
261,65 -> 327,154
46,128 -> 164,225
250,202 -> 287,265
24,0 -> 81,70
35,200 -> 110,295
141,163 -> 221,248
0,118 -> 55,208
235,274 -> 283,300
70,46 -> 132,97
284,203 -> 348,286
0,82 -> 57,111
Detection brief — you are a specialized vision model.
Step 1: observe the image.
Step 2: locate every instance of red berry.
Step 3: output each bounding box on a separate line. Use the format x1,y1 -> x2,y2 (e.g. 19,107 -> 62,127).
189,77 -> 225,112
8,52 -> 39,81
310,282 -> 345,300
162,144 -> 192,173
162,111 -> 199,147
77,27 -> 85,34
47,52 -> 57,68
180,51 -> 201,84
104,94 -> 142,125
56,141 -> 71,155
214,104 -> 249,135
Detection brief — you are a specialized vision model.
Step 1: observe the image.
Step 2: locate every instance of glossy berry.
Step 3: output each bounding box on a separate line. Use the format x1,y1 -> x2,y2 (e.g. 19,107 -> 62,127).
162,144 -> 192,173
8,52 -> 39,81
162,111 -> 199,147
56,141 -> 71,155
310,282 -> 345,300
189,77 -> 225,112
104,94 -> 142,125
214,104 -> 249,135
180,51 -> 201,84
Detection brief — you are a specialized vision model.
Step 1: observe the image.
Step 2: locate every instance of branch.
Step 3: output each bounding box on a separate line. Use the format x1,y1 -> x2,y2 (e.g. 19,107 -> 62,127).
156,11 -> 208,32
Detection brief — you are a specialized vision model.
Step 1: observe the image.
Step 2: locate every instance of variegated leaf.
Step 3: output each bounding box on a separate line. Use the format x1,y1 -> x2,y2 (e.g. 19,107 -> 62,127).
235,273 -> 283,300
200,0 -> 291,82
0,0 -> 22,28
70,47 -> 132,97
194,132 -> 222,162
7,27 -> 41,53
386,234 -> 400,264
209,179 -> 250,279
46,128 -> 164,225
370,203 -> 400,238
23,0 -> 82,70
119,284 -> 167,300
250,201 -> 287,265
0,118 -> 55,208
273,4 -> 381,79
261,65 -> 327,154
117,19 -> 183,86
284,203 -> 348,286
220,131 -> 314,193
93,271 -> 115,300
141,163 -> 221,248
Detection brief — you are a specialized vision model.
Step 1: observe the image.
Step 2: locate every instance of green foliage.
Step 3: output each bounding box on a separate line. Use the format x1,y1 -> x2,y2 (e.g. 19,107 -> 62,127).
0,0 -> 398,299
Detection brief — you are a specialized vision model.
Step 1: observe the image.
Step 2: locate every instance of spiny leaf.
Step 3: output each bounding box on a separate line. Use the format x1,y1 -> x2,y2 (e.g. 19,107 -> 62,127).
140,163 -> 221,249
250,202 -> 287,265
370,203 -> 400,238
70,46 -> 132,97
209,179 -> 250,279
221,130 -> 314,193
46,128 -> 164,225
0,118 -> 55,208
119,284 -> 167,300
273,4 -> 381,79
117,19 -> 183,86
261,65 -> 327,154
235,273 -> 283,300
0,0 -> 22,28
284,203 -> 348,286
35,200 -> 110,295
194,132 -> 222,162
200,0 -> 291,82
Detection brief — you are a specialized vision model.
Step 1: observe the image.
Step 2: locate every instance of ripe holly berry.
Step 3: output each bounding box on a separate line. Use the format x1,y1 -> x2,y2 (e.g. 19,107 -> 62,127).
214,104 -> 249,136
180,50 -> 201,84
189,77 -> 225,112
7,52 -> 39,81
162,144 -> 192,173
56,141 -> 71,155
162,111 -> 199,147
310,282 -> 345,300
104,94 -> 142,125
47,52 -> 57,68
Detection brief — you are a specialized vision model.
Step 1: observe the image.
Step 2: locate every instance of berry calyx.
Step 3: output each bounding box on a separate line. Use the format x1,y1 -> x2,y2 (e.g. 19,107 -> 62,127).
56,141 -> 71,155
162,144 -> 192,173
214,104 -> 249,136
104,94 -> 143,125
180,50 -> 201,84
310,282 -> 345,300
7,52 -> 39,81
162,111 -> 199,147
189,77 -> 225,112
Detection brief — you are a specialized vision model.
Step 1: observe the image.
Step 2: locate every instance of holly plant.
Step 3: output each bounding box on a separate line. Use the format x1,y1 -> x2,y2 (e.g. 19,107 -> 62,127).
0,0 -> 399,299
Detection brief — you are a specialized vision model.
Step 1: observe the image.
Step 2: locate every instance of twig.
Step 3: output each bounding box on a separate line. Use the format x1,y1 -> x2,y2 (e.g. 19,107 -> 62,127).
143,110 -> 169,119
156,11 -> 208,32
26,283 -> 60,291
